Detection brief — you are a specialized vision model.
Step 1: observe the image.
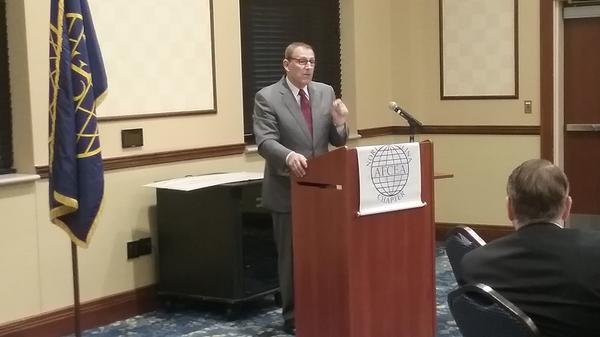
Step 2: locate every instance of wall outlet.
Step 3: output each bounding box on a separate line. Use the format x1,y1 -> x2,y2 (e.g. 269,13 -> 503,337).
121,128 -> 144,148
138,238 -> 152,256
127,238 -> 152,259
127,241 -> 138,259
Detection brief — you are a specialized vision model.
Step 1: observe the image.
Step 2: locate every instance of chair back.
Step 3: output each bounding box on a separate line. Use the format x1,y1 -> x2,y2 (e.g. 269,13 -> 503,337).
448,283 -> 541,337
444,226 -> 486,285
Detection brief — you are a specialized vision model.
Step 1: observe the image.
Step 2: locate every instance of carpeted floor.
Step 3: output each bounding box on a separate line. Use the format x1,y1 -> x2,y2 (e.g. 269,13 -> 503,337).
64,245 -> 461,337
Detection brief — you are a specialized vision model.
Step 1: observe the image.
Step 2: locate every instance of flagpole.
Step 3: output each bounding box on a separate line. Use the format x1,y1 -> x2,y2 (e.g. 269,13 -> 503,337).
50,0 -> 106,334
71,242 -> 82,337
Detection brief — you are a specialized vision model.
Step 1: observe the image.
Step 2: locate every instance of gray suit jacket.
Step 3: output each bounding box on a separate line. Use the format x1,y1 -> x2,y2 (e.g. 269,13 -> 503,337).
253,77 -> 348,212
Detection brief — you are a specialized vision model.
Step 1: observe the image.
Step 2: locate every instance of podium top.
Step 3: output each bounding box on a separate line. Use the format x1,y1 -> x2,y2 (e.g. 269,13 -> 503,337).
295,142 -> 435,185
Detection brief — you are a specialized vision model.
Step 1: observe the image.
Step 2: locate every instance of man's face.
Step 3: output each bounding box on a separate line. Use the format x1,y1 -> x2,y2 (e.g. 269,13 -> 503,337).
283,46 -> 315,88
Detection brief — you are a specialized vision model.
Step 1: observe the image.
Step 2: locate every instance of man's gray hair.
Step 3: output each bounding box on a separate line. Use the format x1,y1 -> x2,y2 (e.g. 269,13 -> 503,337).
284,42 -> 314,59
507,159 -> 570,226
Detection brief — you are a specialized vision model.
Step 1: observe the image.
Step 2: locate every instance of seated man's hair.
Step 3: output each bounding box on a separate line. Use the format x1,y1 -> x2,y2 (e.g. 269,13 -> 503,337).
507,159 -> 569,225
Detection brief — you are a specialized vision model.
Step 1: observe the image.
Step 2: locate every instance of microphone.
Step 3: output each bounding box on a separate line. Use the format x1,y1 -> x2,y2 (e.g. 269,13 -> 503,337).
388,101 -> 423,127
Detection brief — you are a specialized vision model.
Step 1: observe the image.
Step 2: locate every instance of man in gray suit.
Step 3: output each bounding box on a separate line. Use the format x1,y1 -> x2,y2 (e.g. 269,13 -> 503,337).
253,42 -> 349,334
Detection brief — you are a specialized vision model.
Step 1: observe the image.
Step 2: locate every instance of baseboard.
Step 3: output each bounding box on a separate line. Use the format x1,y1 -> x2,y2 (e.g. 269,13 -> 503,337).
0,285 -> 157,337
436,222 -> 514,242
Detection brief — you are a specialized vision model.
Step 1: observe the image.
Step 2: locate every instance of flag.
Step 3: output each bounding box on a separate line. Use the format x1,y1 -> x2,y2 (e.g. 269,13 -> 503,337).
49,0 -> 107,248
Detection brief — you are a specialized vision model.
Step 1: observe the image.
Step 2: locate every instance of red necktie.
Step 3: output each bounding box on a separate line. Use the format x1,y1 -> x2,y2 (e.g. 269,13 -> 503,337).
299,89 -> 313,135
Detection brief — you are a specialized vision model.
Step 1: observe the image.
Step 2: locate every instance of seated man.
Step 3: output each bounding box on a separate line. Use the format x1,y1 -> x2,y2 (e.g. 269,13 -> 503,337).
460,159 -> 600,337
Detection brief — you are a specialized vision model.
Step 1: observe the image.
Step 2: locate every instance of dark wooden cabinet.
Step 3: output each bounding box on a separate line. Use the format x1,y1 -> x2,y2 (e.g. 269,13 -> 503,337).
156,180 -> 279,304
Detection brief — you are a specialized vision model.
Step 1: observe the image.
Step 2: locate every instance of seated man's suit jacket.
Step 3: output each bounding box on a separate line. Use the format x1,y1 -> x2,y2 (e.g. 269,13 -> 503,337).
460,222 -> 600,337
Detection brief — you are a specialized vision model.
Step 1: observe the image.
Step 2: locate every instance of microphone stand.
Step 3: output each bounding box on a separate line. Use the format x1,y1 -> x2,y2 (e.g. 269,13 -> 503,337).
395,108 -> 422,143
408,121 -> 418,142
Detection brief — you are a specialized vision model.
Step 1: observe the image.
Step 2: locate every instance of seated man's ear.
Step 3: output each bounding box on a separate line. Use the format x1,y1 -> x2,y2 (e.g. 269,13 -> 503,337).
507,196 -> 516,222
561,196 -> 572,221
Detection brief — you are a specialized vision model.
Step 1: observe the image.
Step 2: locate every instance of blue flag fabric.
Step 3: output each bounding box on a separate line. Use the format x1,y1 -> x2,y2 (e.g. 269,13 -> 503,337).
49,0 -> 107,248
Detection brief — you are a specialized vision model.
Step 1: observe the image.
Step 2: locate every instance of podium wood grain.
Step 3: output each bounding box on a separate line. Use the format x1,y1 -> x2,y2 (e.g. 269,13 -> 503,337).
292,142 -> 435,337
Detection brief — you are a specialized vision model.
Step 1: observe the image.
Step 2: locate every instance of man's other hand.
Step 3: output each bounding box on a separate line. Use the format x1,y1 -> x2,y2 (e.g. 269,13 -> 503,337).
286,152 -> 308,178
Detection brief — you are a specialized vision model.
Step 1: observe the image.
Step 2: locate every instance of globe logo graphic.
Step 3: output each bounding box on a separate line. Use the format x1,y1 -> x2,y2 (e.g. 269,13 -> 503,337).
369,145 -> 410,197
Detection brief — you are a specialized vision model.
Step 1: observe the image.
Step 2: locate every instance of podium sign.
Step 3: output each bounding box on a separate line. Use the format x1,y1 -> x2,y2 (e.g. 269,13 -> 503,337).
291,141 -> 435,337
356,142 -> 426,216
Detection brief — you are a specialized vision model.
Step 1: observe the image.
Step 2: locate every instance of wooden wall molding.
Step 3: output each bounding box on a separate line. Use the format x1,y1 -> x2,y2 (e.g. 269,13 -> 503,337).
421,125 -> 538,135
35,124 -> 540,178
540,0 -> 554,161
36,143 -> 246,178
356,126 -> 398,138
358,125 -> 540,138
0,285 -> 157,337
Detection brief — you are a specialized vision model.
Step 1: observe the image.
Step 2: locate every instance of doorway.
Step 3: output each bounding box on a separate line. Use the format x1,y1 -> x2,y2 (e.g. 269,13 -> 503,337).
563,6 -> 600,229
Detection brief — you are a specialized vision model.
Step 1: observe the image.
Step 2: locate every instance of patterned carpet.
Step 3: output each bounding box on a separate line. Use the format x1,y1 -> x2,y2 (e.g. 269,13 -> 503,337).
65,245 -> 461,337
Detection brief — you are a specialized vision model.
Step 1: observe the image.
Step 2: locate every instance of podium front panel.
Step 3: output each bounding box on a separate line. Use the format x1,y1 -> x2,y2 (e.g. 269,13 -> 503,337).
292,143 -> 435,337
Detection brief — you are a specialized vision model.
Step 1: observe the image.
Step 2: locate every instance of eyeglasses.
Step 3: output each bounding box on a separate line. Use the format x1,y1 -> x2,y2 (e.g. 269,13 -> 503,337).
288,58 -> 316,67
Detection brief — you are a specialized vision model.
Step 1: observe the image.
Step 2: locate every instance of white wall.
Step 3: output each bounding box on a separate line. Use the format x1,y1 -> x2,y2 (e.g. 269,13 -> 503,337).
387,0 -> 540,224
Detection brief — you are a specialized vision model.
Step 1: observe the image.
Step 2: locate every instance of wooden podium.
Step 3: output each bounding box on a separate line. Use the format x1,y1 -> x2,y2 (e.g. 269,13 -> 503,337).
291,141 -> 435,337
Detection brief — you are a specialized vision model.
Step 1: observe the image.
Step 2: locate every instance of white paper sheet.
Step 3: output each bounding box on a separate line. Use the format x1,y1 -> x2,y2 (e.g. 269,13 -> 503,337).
144,171 -> 263,191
